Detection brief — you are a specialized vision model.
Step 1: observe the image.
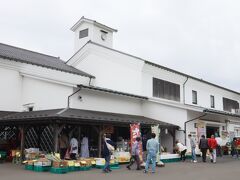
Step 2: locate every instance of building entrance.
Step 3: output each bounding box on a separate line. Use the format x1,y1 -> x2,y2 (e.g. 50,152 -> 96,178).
206,126 -> 220,138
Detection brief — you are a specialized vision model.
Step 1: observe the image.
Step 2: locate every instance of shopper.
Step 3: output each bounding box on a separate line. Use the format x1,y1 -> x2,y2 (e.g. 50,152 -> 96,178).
188,134 -> 197,163
69,134 -> 78,160
208,135 -> 218,163
176,140 -> 187,162
144,133 -> 159,173
127,136 -> 141,170
102,134 -> 115,173
80,134 -> 89,158
215,135 -> 223,157
231,137 -> 239,159
199,135 -> 208,162
59,133 -> 69,159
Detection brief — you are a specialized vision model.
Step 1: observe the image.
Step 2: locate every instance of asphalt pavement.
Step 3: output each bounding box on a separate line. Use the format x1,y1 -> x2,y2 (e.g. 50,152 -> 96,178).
0,156 -> 239,180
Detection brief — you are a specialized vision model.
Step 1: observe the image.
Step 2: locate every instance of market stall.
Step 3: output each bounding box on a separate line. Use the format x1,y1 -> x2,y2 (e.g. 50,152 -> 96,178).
0,108 -> 178,173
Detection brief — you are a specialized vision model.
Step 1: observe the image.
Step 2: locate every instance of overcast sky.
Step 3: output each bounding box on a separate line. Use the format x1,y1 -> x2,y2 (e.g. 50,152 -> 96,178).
0,0 -> 239,92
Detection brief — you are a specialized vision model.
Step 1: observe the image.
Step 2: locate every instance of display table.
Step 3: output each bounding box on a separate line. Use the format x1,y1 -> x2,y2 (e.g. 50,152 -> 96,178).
113,151 -> 131,163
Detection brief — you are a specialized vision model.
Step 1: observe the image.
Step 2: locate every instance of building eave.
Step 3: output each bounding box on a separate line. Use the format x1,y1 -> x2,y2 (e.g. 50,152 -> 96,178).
70,16 -> 117,32
78,84 -> 148,100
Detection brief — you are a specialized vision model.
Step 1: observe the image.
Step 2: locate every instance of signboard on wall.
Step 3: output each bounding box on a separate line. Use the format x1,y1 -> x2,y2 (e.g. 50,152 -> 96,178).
197,121 -> 206,143
130,123 -> 143,162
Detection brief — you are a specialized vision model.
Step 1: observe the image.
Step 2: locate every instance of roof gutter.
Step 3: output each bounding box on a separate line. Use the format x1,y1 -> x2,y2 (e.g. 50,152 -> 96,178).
67,87 -> 82,108
183,77 -> 189,105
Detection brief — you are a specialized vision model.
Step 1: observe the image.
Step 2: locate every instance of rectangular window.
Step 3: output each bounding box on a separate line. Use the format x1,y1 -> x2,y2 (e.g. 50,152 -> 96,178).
192,90 -> 197,104
152,78 -> 180,101
79,28 -> 88,39
210,95 -> 215,108
223,97 -> 239,112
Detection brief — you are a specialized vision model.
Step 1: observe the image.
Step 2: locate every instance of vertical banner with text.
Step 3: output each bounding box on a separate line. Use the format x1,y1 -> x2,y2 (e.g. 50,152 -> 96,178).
130,123 -> 143,162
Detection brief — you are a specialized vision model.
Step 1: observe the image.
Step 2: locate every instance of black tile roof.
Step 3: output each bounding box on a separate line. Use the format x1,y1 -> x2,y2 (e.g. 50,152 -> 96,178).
204,109 -> 240,118
0,111 -> 16,118
0,43 -> 94,78
0,108 -> 177,127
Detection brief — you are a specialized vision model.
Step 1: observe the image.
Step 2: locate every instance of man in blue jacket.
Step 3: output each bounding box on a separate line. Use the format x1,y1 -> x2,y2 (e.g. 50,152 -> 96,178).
144,133 -> 159,173
102,134 -> 115,173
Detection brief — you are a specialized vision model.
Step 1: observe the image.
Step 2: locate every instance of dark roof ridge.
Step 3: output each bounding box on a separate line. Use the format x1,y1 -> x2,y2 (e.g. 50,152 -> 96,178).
78,84 -> 148,100
0,42 -> 59,59
0,42 -> 95,78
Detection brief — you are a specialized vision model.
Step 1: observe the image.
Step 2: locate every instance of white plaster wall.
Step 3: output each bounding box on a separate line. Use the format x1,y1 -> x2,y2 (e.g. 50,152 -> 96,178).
185,78 -> 240,111
142,63 -> 187,102
0,66 -> 22,111
69,41 -> 240,114
73,22 -> 114,53
142,101 -> 187,129
74,44 -> 144,95
71,89 -> 143,115
74,22 -> 94,53
21,77 -> 73,110
92,25 -> 113,48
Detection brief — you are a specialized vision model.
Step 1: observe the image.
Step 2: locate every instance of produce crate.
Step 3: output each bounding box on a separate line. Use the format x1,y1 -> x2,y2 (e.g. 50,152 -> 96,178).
79,166 -> 91,171
34,166 -> 51,172
0,151 -> 7,159
95,165 -> 104,169
50,167 -> 68,174
110,163 -> 119,167
68,166 -> 76,172
25,165 -> 34,171
95,163 -> 119,169
161,158 -> 181,163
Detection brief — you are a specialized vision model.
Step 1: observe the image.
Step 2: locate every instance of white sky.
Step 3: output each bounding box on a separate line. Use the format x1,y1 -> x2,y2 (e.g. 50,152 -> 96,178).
0,0 -> 239,92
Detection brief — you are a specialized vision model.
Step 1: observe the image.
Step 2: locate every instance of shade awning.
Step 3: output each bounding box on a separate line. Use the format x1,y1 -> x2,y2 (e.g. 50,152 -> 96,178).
203,109 -> 240,119
0,108 -> 178,127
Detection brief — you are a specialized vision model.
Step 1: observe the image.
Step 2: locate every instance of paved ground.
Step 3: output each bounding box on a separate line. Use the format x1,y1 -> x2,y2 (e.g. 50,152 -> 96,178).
1,156 -> 240,180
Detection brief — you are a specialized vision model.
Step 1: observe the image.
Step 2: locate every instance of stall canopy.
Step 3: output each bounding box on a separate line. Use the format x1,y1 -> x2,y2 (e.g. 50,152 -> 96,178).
0,108 -> 177,127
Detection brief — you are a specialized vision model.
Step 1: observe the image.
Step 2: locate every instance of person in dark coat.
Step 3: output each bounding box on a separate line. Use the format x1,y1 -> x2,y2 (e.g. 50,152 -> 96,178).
199,135 -> 209,162
102,134 -> 115,173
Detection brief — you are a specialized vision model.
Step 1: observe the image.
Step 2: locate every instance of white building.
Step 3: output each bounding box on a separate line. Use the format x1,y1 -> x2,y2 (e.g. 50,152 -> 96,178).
0,17 -> 240,154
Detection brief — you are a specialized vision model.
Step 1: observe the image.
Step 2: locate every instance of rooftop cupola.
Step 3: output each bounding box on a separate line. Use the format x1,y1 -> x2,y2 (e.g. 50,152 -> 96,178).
70,16 -> 117,52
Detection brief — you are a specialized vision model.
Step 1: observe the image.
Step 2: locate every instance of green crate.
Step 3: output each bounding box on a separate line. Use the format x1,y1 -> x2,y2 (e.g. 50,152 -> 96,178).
68,166 -> 76,172
34,166 -> 51,172
161,158 -> 181,163
79,166 -> 91,171
50,167 -> 68,174
95,165 -> 104,169
96,163 -> 119,169
25,165 -> 34,171
0,151 -> 7,159
110,163 -> 119,168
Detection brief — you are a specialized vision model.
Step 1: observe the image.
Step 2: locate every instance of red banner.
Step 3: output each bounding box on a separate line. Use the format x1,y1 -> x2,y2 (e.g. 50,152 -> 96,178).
130,123 -> 143,162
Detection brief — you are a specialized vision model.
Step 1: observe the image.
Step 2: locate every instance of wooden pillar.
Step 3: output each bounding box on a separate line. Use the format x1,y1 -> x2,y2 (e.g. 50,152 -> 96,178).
53,124 -> 59,153
20,126 -> 26,162
172,128 -> 176,150
98,126 -> 103,158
